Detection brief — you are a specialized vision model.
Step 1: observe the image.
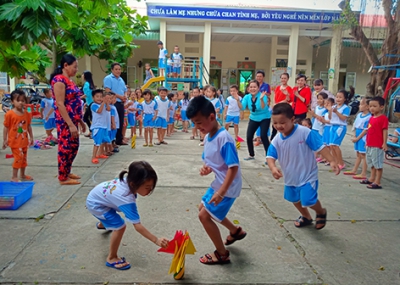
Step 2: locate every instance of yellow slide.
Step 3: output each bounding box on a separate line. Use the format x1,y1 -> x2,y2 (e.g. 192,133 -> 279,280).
141,76 -> 165,91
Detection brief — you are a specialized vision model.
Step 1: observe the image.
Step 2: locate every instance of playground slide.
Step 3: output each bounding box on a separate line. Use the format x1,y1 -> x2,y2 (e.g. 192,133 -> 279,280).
141,76 -> 165,90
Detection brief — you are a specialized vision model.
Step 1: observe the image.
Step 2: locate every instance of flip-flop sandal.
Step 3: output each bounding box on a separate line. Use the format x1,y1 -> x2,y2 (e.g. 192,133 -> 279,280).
315,210 -> 327,230
294,216 -> 313,227
92,158 -> 99,164
199,250 -> 230,265
148,144 -> 154,147
161,141 -> 168,145
59,179 -> 81,185
68,173 -> 81,179
359,179 -> 372,185
97,155 -> 108,159
367,183 -> 382,189
20,175 -> 34,181
225,226 -> 247,246
143,144 -> 148,147
343,171 -> 356,175
105,257 -> 131,270
154,142 -> 161,145
244,156 -> 255,161
352,175 -> 366,180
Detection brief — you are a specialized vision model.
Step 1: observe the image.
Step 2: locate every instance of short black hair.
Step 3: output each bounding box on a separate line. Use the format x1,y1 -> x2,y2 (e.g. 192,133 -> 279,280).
142,89 -> 152,96
272,102 -> 294,119
158,87 -> 168,93
11,89 -> 26,102
167,92 -> 175,100
369,96 -> 385,106
317,92 -> 328,100
111,62 -> 121,70
186,95 -> 215,119
92,89 -> 103,97
256,70 -> 265,77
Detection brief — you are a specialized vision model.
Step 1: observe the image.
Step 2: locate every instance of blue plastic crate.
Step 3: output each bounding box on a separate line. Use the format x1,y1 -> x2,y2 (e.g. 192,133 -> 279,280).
0,182 -> 34,210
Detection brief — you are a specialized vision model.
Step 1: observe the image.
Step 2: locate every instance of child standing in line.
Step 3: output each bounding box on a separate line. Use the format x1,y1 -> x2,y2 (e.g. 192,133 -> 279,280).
155,87 -> 170,145
267,103 -> 340,230
360,96 -> 388,189
310,92 -> 328,162
90,90 -> 111,164
171,45 -> 184,78
187,96 -> 247,265
157,41 -> 168,77
135,88 -> 144,138
167,92 -> 178,137
2,90 -> 34,182
109,93 -> 119,155
318,98 -> 335,164
301,118 -> 312,129
224,84 -> 243,140
190,87 -> 201,140
201,85 -> 221,147
328,90 -> 351,169
142,89 -> 158,147
179,91 -> 190,133
86,161 -> 169,270
144,63 -> 155,84
127,97 -> 141,138
40,88 -> 56,143
344,98 -> 371,179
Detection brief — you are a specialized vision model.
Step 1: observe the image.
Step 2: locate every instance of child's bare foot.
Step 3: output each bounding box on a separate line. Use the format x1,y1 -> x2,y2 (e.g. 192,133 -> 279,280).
59,179 -> 81,185
68,173 -> 81,179
11,177 -> 20,182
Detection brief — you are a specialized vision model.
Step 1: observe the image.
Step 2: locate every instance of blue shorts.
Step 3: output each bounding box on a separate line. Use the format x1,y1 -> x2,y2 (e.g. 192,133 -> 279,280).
155,117 -> 168,129
44,118 -> 56,130
87,205 -> 126,231
180,110 -> 189,121
109,129 -> 117,141
168,117 -> 175,124
329,125 -> 347,146
127,113 -> 136,127
173,66 -> 181,74
354,129 -> 367,153
143,113 -> 155,128
92,128 -> 111,146
322,126 -> 331,145
201,188 -> 236,223
167,65 -> 172,74
284,180 -> 318,207
225,115 -> 239,125
158,58 -> 166,69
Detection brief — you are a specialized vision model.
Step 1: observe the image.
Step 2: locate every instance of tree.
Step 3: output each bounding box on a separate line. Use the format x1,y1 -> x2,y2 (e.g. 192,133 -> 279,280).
0,0 -> 148,80
338,0 -> 400,96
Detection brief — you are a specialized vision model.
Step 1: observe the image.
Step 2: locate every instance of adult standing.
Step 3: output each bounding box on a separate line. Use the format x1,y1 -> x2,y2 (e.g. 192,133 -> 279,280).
241,80 -> 271,161
82,71 -> 95,137
255,70 -> 271,96
270,73 -> 294,140
51,54 -> 86,185
292,74 -> 312,120
103,63 -> 127,145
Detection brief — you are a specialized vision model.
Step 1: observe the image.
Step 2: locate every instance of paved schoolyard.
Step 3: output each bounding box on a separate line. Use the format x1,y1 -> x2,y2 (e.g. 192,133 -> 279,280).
0,112 -> 399,285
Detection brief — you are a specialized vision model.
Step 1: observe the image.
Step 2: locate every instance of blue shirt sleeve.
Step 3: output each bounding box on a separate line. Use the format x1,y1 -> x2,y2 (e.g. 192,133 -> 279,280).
241,96 -> 248,110
164,49 -> 168,55
110,108 -> 115,117
40,100 -> 45,108
306,129 -> 324,152
202,151 -> 205,160
154,101 -> 158,110
266,143 -> 278,159
91,104 -> 99,113
103,76 -> 112,89
225,98 -> 229,106
341,106 -> 350,116
220,142 -> 239,167
118,203 -> 140,224
83,82 -> 91,97
215,101 -> 221,109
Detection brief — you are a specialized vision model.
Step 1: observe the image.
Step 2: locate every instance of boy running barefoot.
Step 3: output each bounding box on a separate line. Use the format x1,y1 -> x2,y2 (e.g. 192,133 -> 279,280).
267,103 -> 340,230
187,96 -> 246,265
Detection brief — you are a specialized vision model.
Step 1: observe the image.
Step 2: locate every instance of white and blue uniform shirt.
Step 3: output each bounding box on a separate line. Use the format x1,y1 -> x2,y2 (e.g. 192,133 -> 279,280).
110,105 -> 120,129
179,99 -> 190,111
142,100 -> 158,115
312,106 -> 327,134
91,103 -> 110,130
225,96 -> 242,117
40,98 -> 55,119
324,112 -> 331,126
155,97 -> 171,119
202,128 -> 242,198
86,178 -> 140,225
171,53 -> 184,67
330,104 -> 350,126
209,98 -> 221,112
128,101 -> 140,115
169,101 -> 178,118
353,112 -> 371,131
159,48 -> 168,60
267,125 -> 325,187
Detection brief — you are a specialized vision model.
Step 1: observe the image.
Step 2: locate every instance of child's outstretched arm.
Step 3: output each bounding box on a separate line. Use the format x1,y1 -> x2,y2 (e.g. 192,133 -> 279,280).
133,223 -> 169,248
267,158 -> 283,180
319,147 -> 340,174
208,166 -> 238,205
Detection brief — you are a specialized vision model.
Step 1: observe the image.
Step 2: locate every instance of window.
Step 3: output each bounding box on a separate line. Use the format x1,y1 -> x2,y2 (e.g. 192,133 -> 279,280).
185,34 -> 200,43
0,72 -> 9,92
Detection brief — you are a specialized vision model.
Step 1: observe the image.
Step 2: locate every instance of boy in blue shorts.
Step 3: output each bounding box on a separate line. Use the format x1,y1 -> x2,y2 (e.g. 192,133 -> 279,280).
40,88 -> 56,143
267,103 -> 340,230
157,41 -> 168,77
187,95 -> 247,265
155,87 -> 170,145
224,84 -> 242,140
91,90 -> 111,164
142,89 -> 158,147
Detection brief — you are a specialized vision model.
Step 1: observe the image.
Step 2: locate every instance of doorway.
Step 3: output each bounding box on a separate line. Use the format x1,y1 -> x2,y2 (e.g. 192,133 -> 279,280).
239,70 -> 254,92
338,72 -> 346,89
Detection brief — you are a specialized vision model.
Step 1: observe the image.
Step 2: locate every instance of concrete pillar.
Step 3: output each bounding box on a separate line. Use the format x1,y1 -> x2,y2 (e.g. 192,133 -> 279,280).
328,27 -> 342,93
270,36 -> 278,69
9,77 -> 16,91
160,20 -> 167,48
287,24 -> 299,87
202,22 -> 211,87
85,55 -> 92,71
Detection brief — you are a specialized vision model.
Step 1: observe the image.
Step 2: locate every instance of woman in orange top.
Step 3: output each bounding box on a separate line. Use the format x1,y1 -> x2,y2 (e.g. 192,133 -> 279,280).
3,90 -> 34,182
292,74 -> 312,120
271,72 -> 294,140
